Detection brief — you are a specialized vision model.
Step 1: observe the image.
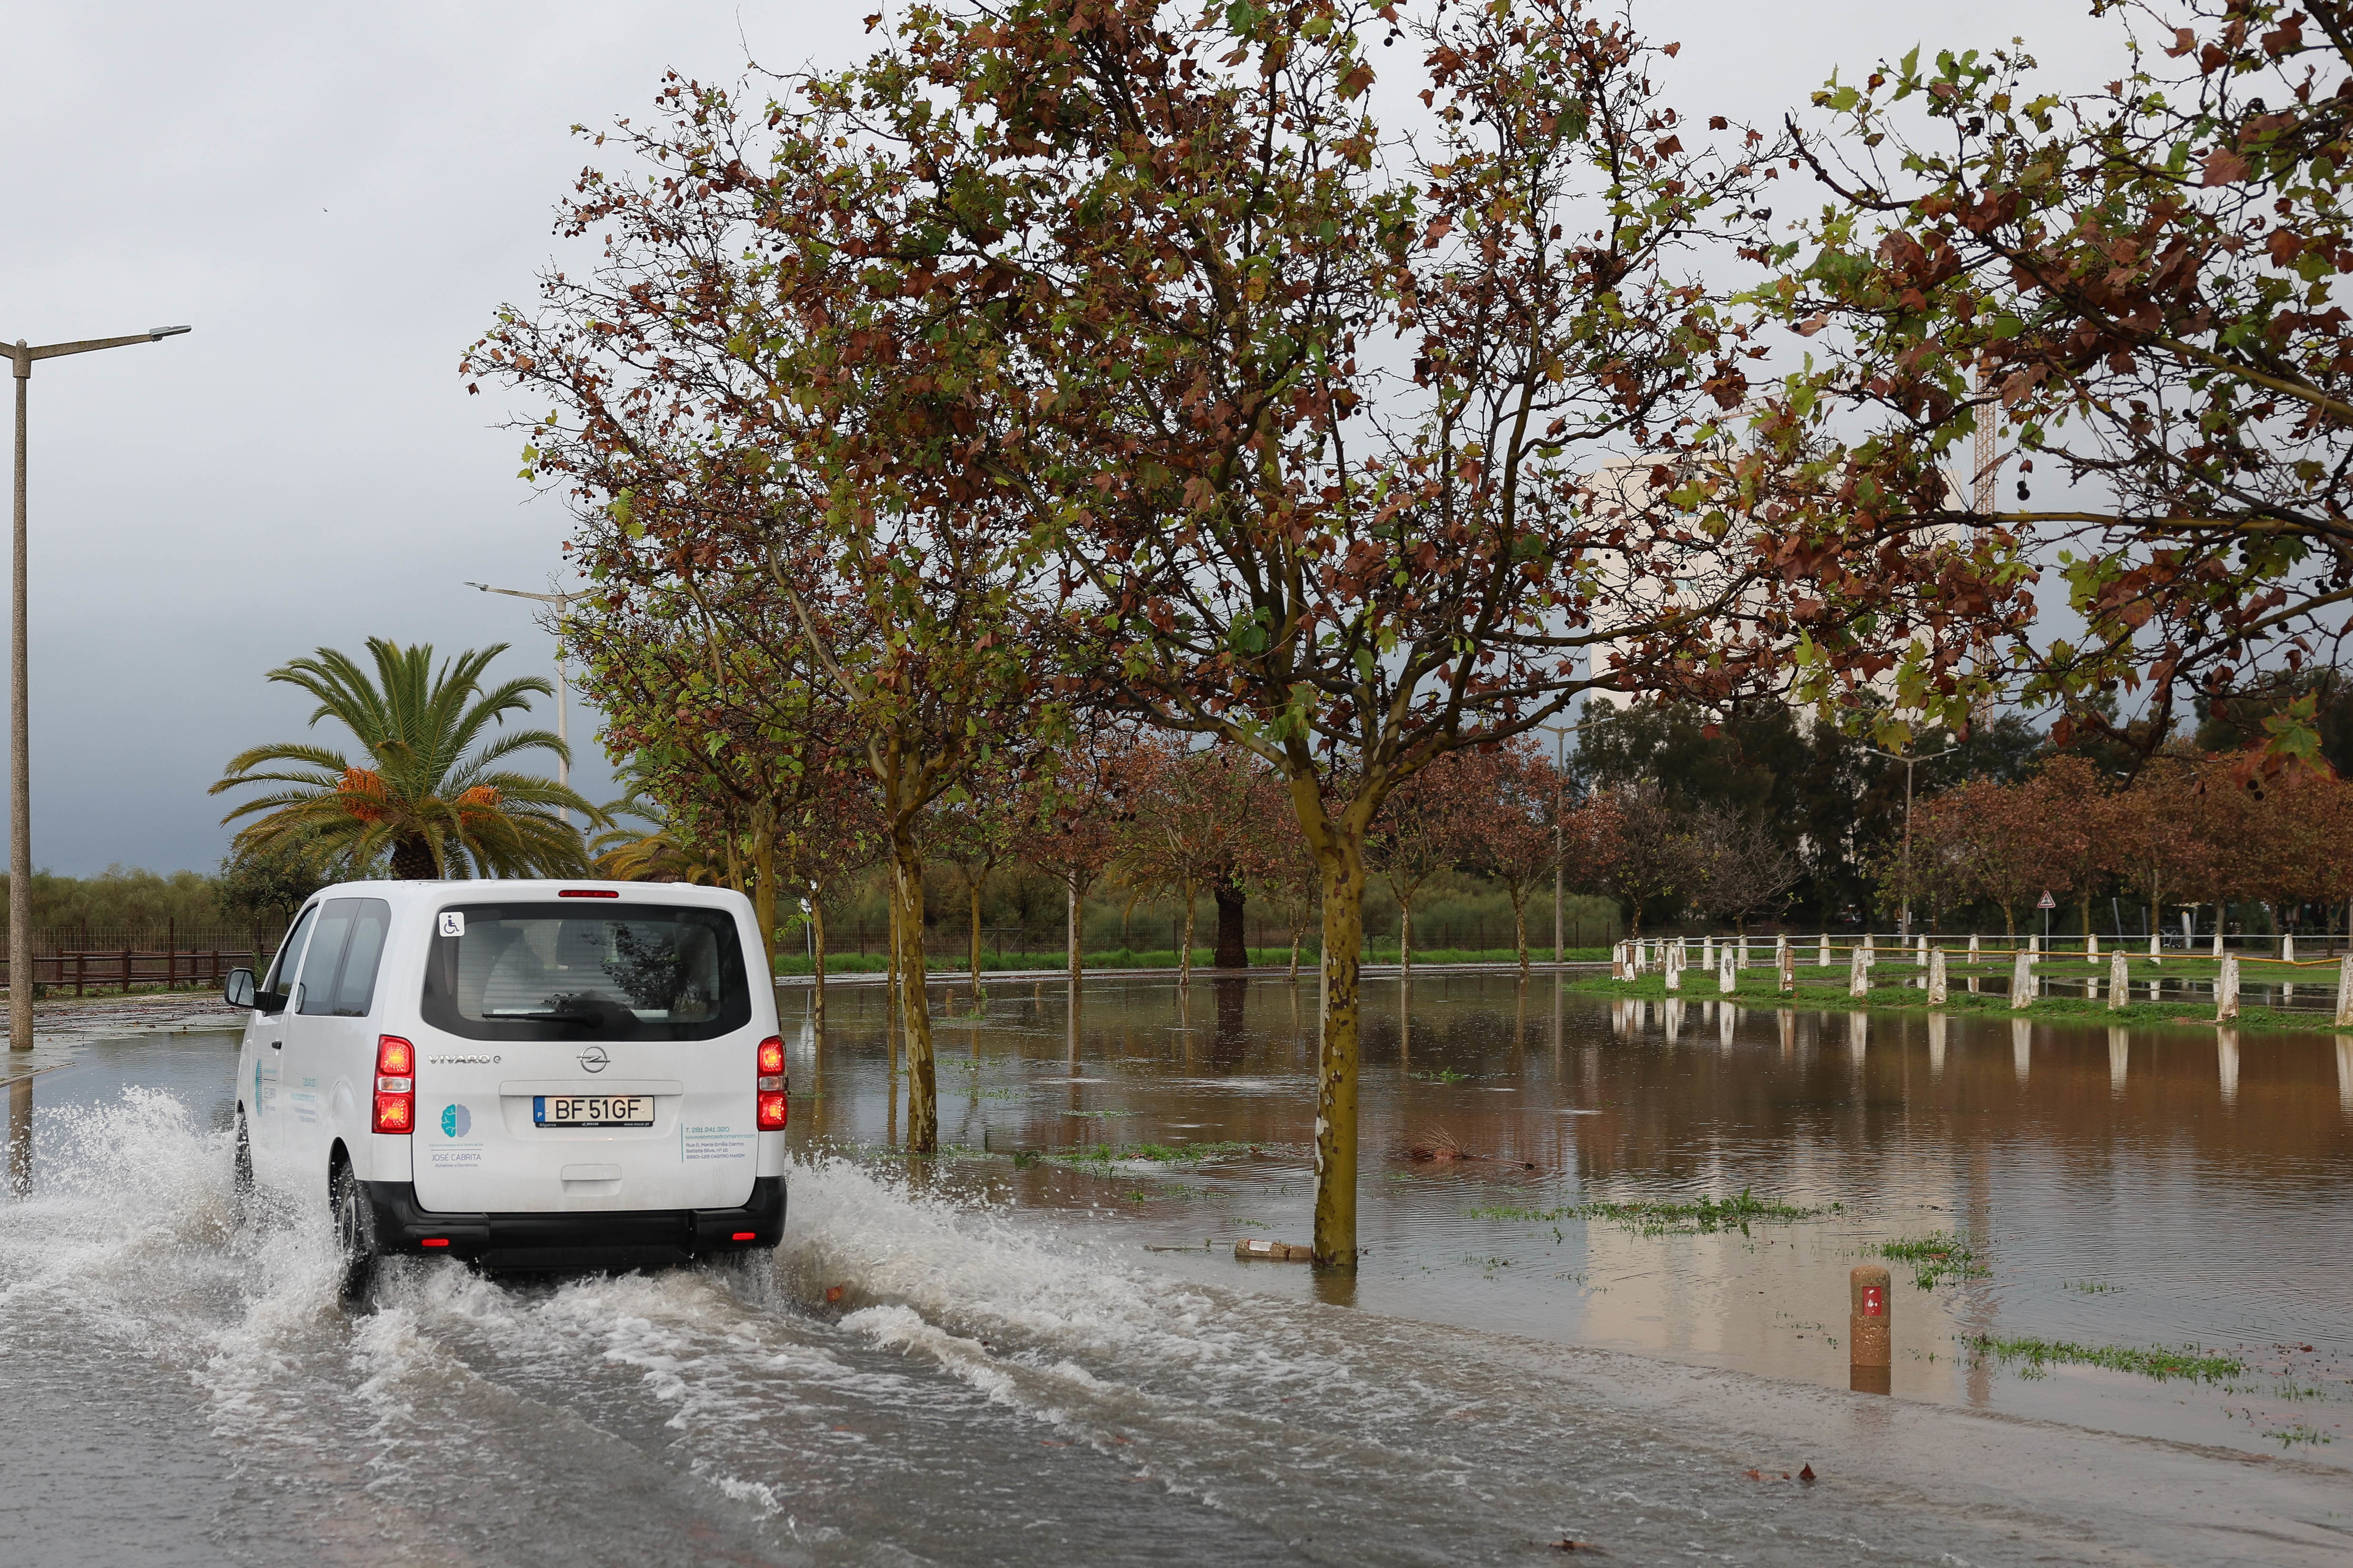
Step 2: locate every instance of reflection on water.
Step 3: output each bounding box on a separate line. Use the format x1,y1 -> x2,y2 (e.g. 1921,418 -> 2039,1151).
6,1014 -> 2352,1565
791,970 -> 2353,1463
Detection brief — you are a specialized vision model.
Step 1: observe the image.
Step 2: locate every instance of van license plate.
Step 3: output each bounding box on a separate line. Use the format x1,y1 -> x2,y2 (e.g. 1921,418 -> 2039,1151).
534,1095 -> 654,1127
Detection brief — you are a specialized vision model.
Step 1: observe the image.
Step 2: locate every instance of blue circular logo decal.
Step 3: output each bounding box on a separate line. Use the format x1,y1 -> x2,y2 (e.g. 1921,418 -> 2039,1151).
441,1103 -> 471,1139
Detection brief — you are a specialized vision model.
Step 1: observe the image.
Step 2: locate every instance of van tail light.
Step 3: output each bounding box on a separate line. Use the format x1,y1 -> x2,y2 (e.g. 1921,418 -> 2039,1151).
374,1035 -> 416,1135
756,1035 -> 788,1129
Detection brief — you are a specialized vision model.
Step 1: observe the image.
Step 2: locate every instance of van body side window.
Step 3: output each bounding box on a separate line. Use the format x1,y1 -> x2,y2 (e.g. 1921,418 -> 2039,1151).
265,906 -> 319,1013
326,899 -> 392,1017
295,903 -> 356,1017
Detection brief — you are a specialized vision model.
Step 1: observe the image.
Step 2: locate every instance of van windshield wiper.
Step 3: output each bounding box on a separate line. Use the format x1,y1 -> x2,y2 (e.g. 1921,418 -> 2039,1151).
485,1006 -> 601,1026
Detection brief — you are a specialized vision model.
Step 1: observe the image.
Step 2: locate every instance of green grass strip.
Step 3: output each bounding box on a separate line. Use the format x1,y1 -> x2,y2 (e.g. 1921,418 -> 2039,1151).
1467,1186 -> 1825,1235
1964,1334 -> 2244,1383
1042,1140 -> 1265,1166
1878,1231 -> 1991,1289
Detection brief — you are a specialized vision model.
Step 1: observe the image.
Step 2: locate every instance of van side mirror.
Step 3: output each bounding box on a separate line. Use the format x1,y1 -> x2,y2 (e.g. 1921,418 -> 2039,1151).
224,968 -> 257,1009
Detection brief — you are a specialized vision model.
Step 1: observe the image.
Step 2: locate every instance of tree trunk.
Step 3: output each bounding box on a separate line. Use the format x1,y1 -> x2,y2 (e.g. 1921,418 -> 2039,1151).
391,836 -> 438,880
1400,899 -> 1413,977
885,893 -> 900,1081
2002,904 -> 2017,939
811,894 -> 827,1032
1288,927 -> 1302,981
1311,829 -> 1367,1268
1212,870 -> 1248,969
1067,872 -> 1082,983
968,876 -> 984,994
1509,888 -> 1529,973
892,835 -> 938,1153
1179,879 -> 1197,986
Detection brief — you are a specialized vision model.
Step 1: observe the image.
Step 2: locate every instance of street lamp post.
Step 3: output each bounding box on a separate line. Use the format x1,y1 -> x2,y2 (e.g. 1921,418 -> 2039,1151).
464,582 -> 582,820
1861,742 -> 1955,940
6,326 -> 190,1052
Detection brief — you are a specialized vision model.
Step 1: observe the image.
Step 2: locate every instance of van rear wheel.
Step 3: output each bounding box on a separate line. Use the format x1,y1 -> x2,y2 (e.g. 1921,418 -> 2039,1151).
331,1161 -> 379,1303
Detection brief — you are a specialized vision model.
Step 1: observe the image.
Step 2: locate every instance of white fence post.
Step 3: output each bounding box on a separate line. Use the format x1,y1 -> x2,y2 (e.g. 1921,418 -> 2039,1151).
1848,943 -> 1869,999
2335,952 -> 2352,1027
1927,946 -> 1948,1006
2011,949 -> 2034,1004
1777,936 -> 1794,996
1818,933 -> 1831,967
2216,952 -> 2240,1022
2108,949 -> 2129,1011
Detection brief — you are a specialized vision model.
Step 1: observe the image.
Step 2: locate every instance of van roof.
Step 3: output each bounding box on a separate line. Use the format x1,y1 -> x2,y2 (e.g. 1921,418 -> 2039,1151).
305,879 -> 748,909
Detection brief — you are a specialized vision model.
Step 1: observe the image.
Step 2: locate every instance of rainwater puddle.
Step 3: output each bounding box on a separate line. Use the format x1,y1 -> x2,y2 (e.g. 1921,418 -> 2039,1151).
0,979 -> 2347,1566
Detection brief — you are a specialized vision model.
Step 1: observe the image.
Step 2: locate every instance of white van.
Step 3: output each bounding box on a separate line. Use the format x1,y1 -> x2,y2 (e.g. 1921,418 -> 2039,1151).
224,879 -> 788,1296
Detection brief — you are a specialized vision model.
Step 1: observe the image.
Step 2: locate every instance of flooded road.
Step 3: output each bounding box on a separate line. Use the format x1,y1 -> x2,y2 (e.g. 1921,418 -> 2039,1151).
3,975 -> 2349,1565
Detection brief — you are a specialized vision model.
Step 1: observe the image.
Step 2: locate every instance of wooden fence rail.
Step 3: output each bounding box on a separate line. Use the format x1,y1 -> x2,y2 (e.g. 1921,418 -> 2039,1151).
0,947 -> 267,996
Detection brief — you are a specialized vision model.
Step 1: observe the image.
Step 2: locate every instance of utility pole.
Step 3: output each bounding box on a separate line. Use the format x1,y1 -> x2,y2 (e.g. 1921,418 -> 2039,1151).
1861,742 -> 1955,939
1540,722 -> 1577,966
464,582 -> 584,822
6,325 -> 190,1052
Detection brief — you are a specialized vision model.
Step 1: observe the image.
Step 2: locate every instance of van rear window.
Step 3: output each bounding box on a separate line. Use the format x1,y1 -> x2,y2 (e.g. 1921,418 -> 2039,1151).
419,903 -> 751,1042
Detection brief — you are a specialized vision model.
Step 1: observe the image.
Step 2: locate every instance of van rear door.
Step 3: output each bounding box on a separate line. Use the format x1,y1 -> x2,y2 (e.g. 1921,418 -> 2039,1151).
409,900 -> 762,1215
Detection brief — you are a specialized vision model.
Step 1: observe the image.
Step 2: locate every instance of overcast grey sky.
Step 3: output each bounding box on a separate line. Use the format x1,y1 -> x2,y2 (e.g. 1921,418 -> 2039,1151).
4,1 -> 2117,877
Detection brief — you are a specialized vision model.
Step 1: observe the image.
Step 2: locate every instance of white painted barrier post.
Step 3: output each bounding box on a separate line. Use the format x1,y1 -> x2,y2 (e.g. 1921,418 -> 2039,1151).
1968,932 -> 1981,961
2088,932 -> 2100,960
2148,929 -> 2161,962
1927,946 -> 1948,1006
1848,943 -> 1869,999
2011,949 -> 2034,1004
1719,949 -> 1735,993
2108,949 -> 2129,1011
1665,943 -> 1682,992
1818,933 -> 1831,967
2215,952 -> 2240,1022
1704,935 -> 1717,969
1917,935 -> 1928,967
2282,932 -> 2295,962
2336,952 -> 2353,1027
1862,932 -> 1875,969
1778,937 -> 1795,996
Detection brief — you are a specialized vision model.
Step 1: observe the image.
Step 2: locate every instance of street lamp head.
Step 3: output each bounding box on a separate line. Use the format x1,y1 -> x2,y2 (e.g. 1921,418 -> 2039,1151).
146,325 -> 192,341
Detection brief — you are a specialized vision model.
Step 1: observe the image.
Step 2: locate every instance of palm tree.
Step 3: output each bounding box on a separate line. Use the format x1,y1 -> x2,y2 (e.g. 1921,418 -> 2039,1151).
211,638 -> 604,879
591,773 -> 727,885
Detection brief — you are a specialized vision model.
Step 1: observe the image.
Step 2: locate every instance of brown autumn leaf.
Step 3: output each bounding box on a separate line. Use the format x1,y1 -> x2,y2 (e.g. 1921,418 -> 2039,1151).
2201,146 -> 2252,185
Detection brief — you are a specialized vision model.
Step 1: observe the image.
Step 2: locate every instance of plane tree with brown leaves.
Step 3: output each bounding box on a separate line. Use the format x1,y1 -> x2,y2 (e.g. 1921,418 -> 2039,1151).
468,1 -> 1994,1256
1744,1 -> 2353,768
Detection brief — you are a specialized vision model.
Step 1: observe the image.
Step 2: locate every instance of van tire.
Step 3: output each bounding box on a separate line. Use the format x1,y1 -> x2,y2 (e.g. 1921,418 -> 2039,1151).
331,1160 -> 379,1303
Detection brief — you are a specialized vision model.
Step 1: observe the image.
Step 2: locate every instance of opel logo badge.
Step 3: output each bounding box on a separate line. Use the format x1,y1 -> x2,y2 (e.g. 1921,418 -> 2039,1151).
578,1045 -> 610,1074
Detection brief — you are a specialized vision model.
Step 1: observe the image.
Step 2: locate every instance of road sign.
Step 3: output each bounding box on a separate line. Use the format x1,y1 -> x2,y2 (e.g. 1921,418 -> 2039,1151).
2037,890 -> 2057,909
